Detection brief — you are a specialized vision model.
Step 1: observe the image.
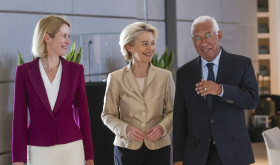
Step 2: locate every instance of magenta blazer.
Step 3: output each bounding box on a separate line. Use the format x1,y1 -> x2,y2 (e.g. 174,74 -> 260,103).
12,57 -> 93,163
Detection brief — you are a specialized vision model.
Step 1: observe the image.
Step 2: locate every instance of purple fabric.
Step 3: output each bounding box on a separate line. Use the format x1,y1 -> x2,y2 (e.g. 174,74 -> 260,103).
12,57 -> 94,163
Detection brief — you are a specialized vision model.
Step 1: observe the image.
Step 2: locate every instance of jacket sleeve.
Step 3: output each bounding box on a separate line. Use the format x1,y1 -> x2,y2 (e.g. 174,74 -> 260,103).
173,69 -> 188,163
221,59 -> 259,110
158,71 -> 175,136
12,66 -> 28,163
74,65 -> 94,160
101,73 -> 129,137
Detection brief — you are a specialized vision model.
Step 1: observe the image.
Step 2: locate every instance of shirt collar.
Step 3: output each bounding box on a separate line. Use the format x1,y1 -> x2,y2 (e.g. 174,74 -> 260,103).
201,50 -> 222,68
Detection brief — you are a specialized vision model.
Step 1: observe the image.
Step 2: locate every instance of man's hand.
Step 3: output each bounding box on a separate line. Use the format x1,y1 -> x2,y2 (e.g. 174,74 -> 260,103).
174,161 -> 183,165
13,162 -> 24,165
195,79 -> 222,96
146,125 -> 164,141
86,159 -> 94,165
86,160 -> 94,165
126,125 -> 145,141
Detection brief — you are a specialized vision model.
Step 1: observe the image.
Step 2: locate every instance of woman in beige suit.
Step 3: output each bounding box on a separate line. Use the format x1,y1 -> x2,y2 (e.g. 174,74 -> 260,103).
101,22 -> 175,165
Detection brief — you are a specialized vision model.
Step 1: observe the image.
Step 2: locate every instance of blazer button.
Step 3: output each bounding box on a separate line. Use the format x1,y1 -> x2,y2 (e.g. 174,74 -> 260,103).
141,123 -> 145,127
226,99 -> 234,103
210,120 -> 215,124
142,112 -> 146,116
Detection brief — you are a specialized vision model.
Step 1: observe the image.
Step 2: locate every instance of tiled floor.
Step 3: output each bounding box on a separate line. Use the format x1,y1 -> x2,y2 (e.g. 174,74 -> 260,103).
252,142 -> 269,165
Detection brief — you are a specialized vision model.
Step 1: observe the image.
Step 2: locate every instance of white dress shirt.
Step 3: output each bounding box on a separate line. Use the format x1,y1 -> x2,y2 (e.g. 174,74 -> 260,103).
201,50 -> 224,96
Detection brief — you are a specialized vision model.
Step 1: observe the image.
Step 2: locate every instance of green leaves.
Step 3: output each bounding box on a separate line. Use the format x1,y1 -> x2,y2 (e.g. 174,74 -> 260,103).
18,51 -> 25,65
151,53 -> 158,66
65,42 -> 82,64
151,47 -> 174,70
18,42 -> 82,66
74,47 -> 82,64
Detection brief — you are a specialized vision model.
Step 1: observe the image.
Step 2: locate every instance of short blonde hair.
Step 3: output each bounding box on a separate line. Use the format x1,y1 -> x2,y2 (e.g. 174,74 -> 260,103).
119,22 -> 158,62
32,15 -> 70,57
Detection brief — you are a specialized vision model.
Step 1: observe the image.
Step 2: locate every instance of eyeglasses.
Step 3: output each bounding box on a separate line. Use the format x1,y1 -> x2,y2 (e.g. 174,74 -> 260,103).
192,32 -> 218,44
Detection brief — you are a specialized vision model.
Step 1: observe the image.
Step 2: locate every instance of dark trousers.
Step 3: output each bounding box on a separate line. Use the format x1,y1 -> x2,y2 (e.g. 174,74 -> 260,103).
206,141 -> 223,165
114,144 -> 170,165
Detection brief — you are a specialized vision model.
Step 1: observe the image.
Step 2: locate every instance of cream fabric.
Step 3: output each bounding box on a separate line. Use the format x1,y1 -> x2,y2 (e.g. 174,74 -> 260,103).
101,63 -> 175,150
27,140 -> 84,165
136,77 -> 145,93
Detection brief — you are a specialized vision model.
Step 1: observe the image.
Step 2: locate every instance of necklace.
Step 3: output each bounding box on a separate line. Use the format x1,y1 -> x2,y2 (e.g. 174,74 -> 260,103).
131,63 -> 149,77
132,70 -> 148,77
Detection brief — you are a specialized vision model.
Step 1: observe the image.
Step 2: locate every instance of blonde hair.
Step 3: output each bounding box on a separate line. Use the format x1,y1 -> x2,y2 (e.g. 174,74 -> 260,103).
191,16 -> 220,36
119,22 -> 158,62
31,15 -> 70,57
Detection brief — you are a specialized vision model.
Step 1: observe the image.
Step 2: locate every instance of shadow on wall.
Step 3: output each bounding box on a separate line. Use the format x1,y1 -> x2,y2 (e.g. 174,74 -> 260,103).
104,51 -> 127,76
0,52 -> 16,164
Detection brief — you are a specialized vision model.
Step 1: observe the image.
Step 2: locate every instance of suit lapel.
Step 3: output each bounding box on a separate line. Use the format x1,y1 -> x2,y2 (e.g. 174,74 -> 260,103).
143,64 -> 156,91
216,48 -> 231,84
212,48 -> 231,109
27,58 -> 54,118
124,63 -> 144,100
53,57 -> 73,113
191,57 -> 203,86
192,57 -> 210,112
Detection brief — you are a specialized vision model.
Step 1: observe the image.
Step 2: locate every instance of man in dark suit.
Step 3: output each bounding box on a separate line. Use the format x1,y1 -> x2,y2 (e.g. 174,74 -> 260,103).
173,16 -> 259,165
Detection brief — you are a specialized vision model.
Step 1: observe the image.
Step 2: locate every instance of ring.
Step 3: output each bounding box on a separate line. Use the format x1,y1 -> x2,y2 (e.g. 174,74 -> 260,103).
205,87 -> 207,91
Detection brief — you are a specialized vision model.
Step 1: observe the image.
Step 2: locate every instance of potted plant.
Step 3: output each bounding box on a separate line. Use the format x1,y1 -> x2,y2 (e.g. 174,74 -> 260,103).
151,47 -> 174,71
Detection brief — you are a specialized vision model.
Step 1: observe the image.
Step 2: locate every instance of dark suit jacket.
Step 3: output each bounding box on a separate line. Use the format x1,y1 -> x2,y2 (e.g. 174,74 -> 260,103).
173,48 -> 259,165
12,57 -> 93,163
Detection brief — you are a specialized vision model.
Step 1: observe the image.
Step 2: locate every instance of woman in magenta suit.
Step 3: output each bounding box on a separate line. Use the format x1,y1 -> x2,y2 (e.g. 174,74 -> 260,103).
12,15 -> 94,165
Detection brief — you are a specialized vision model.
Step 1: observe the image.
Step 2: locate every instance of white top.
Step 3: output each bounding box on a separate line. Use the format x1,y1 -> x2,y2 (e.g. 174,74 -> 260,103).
39,59 -> 62,111
136,77 -> 145,93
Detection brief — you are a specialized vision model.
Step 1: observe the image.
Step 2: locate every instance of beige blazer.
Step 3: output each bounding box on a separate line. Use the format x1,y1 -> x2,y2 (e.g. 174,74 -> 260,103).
101,63 -> 175,150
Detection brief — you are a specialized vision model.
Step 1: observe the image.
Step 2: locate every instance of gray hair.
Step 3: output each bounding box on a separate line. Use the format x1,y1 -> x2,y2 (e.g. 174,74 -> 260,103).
191,16 -> 219,36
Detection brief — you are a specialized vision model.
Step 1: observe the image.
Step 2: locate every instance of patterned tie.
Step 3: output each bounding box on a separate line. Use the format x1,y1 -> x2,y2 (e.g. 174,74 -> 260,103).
206,63 -> 215,111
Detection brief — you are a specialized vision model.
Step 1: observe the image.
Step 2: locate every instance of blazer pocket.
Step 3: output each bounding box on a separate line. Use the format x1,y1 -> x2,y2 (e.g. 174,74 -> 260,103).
184,136 -> 199,152
233,129 -> 249,141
